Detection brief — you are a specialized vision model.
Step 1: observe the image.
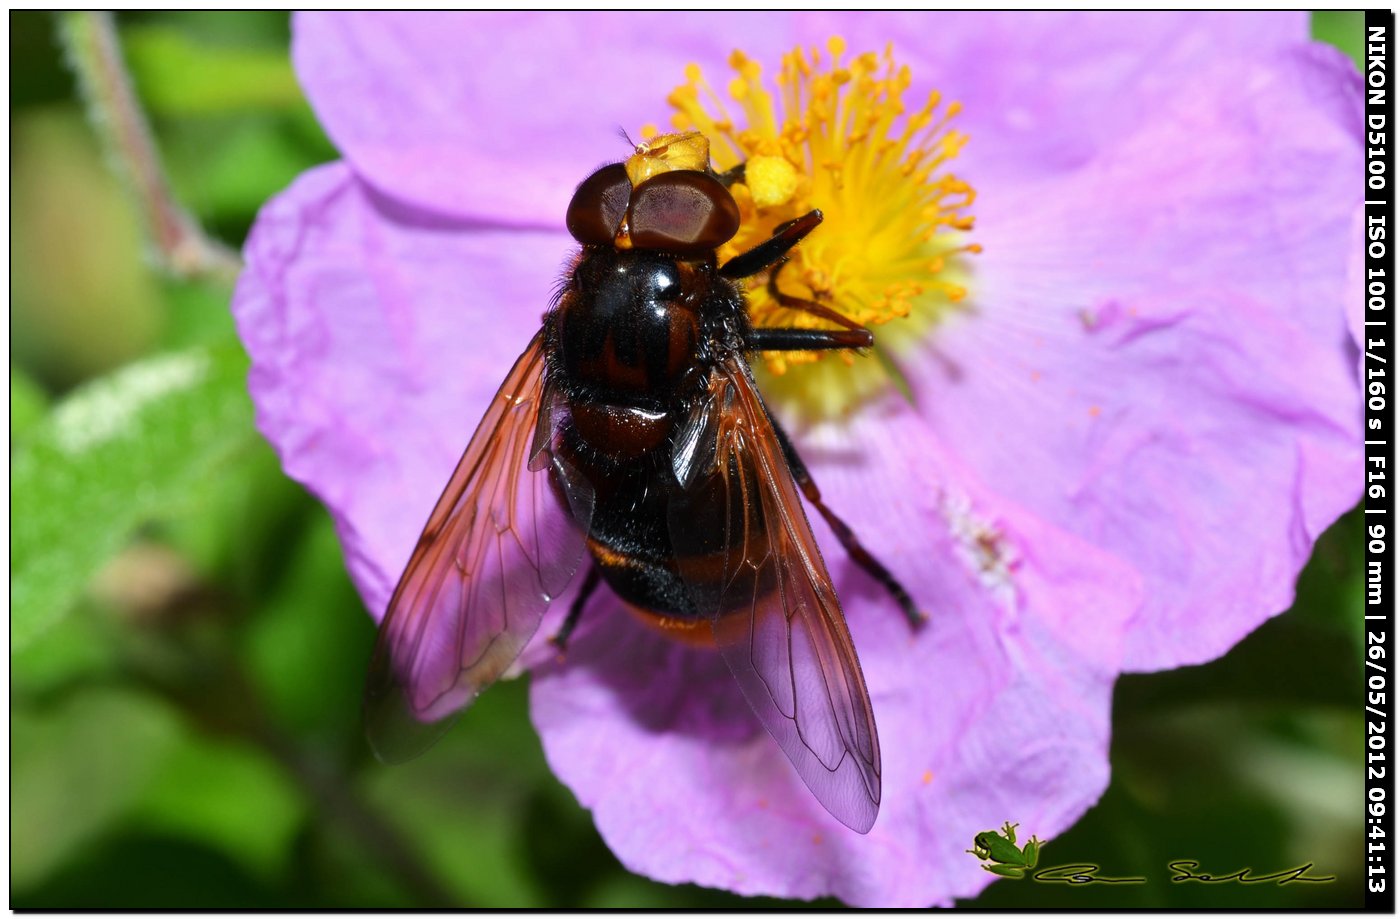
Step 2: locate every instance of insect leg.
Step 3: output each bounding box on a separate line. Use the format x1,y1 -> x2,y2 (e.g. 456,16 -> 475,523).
767,416 -> 927,629
765,261 -> 872,334
711,161 -> 747,189
746,259 -> 874,352
718,210 -> 823,279
548,564 -> 602,657
747,327 -> 873,351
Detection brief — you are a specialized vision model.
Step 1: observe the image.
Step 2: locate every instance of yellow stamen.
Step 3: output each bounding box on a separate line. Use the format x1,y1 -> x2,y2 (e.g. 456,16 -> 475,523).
661,39 -> 978,417
745,154 -> 799,208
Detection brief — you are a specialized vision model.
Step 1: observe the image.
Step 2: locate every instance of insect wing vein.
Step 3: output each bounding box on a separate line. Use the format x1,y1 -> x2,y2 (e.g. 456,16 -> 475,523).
364,331 -> 594,763
667,356 -> 881,833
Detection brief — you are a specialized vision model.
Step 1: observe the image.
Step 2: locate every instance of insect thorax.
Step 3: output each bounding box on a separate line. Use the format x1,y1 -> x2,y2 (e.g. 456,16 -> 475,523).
551,247 -> 741,459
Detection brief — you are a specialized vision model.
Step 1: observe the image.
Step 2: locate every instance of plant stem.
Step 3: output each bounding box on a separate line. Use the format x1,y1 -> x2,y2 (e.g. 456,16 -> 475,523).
57,11 -> 242,282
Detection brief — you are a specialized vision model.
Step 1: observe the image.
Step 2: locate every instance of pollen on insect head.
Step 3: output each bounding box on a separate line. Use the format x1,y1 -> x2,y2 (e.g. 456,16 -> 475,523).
659,38 -> 979,418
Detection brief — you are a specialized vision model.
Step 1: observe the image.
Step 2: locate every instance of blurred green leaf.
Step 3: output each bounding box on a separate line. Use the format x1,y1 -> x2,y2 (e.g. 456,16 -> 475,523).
130,733 -> 305,882
11,364 -> 49,443
167,117 -> 325,223
123,24 -> 303,116
1312,11 -> 1365,70
158,276 -> 246,355
244,514 -> 373,742
360,681 -> 553,906
16,833 -> 285,909
12,343 -> 256,655
12,688 -> 184,890
11,602 -> 118,696
1290,509 -> 1365,656
126,10 -> 291,48
155,417 -> 309,596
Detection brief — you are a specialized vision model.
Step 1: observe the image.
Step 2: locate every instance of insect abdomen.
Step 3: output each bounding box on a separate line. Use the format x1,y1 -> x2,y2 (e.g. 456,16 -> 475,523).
552,434 -> 699,619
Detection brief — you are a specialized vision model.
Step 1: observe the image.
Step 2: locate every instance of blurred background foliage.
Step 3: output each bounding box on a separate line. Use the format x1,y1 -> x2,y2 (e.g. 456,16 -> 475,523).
9,11 -> 1368,908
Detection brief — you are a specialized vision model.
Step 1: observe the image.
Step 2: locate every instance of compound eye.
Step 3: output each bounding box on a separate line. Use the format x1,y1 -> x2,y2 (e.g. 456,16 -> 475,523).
626,171 -> 740,254
566,163 -> 631,246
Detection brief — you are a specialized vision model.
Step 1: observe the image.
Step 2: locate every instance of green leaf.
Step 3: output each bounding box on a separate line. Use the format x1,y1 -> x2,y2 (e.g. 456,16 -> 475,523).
12,688 -> 184,890
11,343 -> 256,655
166,117 -> 329,224
360,680 -> 554,906
160,276 -> 240,350
122,24 -> 304,116
1312,11 -> 1365,71
11,364 -> 49,444
244,514 -> 374,742
14,684 -> 306,894
130,733 -> 305,883
11,602 -> 118,696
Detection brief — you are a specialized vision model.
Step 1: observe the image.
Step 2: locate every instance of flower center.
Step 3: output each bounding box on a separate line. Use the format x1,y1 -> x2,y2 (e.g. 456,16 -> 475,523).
648,38 -> 979,418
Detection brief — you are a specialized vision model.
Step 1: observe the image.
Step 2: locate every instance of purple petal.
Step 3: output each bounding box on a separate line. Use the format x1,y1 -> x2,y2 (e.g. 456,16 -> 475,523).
908,47 -> 1363,672
815,12 -> 1309,185
530,396 -> 1141,905
292,12 -> 760,224
293,12 -> 1307,222
232,162 -> 573,619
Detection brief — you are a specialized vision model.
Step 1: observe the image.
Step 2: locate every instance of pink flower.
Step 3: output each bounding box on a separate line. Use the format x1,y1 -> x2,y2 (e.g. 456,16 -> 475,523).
232,12 -> 1362,906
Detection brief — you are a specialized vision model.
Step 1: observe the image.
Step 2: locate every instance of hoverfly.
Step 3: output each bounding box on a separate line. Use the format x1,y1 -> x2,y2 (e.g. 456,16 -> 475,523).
364,132 -> 922,833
